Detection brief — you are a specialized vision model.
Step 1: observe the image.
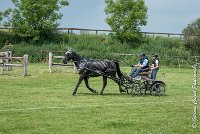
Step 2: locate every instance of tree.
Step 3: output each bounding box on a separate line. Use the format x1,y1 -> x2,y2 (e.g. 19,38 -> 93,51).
104,0 -> 147,43
0,9 -> 12,27
10,0 -> 69,40
182,18 -> 200,54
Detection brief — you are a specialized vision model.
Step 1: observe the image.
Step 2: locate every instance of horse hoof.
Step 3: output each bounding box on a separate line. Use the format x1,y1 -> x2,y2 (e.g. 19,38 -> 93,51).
94,91 -> 98,94
72,93 -> 75,96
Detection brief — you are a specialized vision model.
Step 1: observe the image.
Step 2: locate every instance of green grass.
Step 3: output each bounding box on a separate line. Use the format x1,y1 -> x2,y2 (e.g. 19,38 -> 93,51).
0,63 -> 200,134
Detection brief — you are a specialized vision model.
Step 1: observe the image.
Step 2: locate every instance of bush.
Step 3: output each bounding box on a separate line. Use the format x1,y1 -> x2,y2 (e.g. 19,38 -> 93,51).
136,36 -> 191,66
11,34 -> 135,63
1,32 -> 192,67
0,31 -> 14,48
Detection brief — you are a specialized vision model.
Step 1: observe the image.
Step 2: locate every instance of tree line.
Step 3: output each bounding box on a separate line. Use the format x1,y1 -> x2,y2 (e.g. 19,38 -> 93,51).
0,0 -> 200,54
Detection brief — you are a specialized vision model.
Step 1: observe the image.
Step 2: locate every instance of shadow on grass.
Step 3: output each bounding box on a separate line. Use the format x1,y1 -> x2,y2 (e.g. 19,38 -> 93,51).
77,92 -> 127,96
76,92 -> 168,97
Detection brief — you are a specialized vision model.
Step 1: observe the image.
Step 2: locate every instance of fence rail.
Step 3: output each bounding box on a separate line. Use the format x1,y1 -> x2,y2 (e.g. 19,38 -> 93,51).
48,52 -> 76,73
57,28 -> 184,38
0,27 -> 184,38
0,52 -> 28,77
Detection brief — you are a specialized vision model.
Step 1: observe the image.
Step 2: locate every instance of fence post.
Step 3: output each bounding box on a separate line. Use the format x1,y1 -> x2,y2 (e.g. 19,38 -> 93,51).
49,52 -> 53,73
5,51 -> 9,70
177,58 -> 180,70
22,54 -> 28,77
8,50 -> 12,70
0,58 -> 3,74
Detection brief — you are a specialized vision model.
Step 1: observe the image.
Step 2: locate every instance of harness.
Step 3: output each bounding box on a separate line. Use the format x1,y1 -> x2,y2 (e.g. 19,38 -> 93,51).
78,59 -> 116,75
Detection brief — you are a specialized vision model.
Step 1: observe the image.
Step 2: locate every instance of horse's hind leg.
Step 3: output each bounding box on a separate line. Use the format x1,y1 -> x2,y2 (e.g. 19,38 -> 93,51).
113,73 -> 126,93
117,82 -> 126,93
84,77 -> 98,94
100,76 -> 107,95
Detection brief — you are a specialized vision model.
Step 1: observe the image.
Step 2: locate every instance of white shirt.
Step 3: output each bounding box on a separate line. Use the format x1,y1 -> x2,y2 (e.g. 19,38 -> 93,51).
152,60 -> 159,68
138,59 -> 148,67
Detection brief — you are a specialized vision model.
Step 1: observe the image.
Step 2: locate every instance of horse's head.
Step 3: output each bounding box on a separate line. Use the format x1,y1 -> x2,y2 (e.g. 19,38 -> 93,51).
63,49 -> 74,64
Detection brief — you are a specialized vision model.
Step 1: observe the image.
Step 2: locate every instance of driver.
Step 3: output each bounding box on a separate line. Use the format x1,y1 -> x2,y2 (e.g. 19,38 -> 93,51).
130,52 -> 149,78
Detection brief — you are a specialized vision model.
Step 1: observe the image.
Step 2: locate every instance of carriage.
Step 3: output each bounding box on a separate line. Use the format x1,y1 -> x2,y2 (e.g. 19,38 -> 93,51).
120,72 -> 166,96
63,49 -> 166,96
84,66 -> 167,96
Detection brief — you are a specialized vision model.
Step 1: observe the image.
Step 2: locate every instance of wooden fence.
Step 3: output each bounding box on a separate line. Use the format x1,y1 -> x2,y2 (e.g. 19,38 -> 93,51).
0,52 -> 28,77
0,50 -> 12,71
48,52 -> 76,73
0,27 -> 184,39
57,28 -> 184,39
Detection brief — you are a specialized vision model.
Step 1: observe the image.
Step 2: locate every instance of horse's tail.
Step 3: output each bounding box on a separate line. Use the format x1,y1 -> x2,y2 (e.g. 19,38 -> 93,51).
114,61 -> 122,79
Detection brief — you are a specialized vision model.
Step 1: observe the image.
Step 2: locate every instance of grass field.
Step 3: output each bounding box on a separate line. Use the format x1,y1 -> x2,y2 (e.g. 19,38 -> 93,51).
0,63 -> 199,134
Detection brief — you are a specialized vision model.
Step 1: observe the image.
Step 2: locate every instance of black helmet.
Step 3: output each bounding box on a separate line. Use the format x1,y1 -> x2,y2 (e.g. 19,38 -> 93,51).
153,53 -> 158,58
139,52 -> 146,57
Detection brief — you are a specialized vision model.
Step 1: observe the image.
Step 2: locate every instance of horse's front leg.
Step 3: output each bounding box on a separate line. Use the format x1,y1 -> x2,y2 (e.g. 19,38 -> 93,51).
72,75 -> 84,96
84,77 -> 98,94
100,76 -> 107,95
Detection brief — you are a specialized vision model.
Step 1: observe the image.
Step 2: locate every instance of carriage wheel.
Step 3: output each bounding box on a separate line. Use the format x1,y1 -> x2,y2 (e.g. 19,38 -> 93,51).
157,83 -> 166,96
121,83 -> 132,94
124,80 -> 136,94
131,82 -> 145,96
139,81 -> 147,95
132,81 -> 147,96
120,75 -> 135,94
151,83 -> 166,96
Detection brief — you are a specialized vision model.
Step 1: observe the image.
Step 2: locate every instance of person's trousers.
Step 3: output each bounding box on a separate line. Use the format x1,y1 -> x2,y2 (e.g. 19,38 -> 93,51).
151,69 -> 158,80
130,68 -> 144,78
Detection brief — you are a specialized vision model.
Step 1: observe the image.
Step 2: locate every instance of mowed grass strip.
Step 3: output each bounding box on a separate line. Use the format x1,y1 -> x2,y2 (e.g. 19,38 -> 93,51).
0,63 -> 199,134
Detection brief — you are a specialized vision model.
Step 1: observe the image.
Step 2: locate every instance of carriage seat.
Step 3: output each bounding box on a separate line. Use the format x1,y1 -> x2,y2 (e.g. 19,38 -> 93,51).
139,67 -> 151,76
130,65 -> 151,78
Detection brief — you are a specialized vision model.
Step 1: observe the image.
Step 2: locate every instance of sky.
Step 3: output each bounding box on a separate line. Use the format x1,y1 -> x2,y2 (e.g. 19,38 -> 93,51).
0,0 -> 200,33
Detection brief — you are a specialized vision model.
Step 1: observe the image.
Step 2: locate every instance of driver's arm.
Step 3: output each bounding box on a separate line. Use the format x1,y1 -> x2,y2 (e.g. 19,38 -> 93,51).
131,61 -> 140,67
138,59 -> 148,68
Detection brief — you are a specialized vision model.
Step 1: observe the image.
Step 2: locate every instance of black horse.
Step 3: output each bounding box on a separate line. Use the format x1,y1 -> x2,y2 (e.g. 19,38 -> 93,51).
63,49 -> 124,96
